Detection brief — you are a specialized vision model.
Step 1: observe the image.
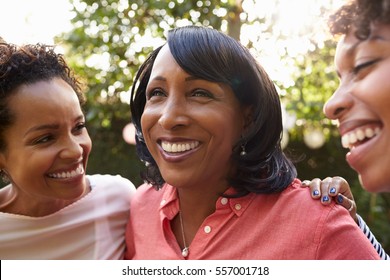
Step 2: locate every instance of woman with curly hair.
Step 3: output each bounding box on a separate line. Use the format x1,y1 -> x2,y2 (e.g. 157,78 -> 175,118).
0,41 -> 136,259
305,0 -> 390,259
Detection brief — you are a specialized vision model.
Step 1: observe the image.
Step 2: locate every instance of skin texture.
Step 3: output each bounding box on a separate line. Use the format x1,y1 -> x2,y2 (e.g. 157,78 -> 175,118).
141,45 -> 250,246
304,23 -> 390,213
142,45 -> 248,194
302,177 -> 357,221
0,78 -> 92,217
324,23 -> 390,193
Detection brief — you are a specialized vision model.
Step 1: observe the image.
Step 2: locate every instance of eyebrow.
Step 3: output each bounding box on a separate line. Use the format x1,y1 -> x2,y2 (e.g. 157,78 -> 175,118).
23,115 -> 85,137
150,75 -> 202,82
345,40 -> 361,56
23,124 -> 59,138
346,34 -> 386,55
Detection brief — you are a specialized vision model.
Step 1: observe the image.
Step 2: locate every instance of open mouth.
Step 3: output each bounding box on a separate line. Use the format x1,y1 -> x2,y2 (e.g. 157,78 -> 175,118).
47,164 -> 84,179
341,126 -> 381,149
161,140 -> 200,153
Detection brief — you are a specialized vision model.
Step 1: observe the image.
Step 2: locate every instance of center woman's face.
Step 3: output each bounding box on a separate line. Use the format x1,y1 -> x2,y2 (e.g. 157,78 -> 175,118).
141,45 -> 246,191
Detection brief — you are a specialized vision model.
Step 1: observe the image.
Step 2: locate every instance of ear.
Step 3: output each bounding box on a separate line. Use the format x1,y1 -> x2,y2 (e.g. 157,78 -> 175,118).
242,105 -> 254,131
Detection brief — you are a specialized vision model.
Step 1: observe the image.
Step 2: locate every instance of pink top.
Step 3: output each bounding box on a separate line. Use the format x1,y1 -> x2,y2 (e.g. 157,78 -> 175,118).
125,179 -> 380,260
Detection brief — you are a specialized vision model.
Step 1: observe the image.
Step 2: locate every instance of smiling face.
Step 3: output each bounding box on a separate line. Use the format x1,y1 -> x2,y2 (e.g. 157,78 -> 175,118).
323,23 -> 390,192
141,45 -> 247,192
0,78 -> 92,214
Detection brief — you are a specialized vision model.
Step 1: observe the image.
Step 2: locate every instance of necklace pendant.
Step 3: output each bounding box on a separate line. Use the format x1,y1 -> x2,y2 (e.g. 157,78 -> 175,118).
182,247 -> 189,258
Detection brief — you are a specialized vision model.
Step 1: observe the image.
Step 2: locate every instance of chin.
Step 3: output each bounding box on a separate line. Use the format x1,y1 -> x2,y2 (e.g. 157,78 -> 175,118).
359,173 -> 390,193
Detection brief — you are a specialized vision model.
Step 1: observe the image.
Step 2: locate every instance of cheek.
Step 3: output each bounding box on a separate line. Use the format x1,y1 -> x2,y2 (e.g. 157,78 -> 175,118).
9,152 -> 52,183
140,109 -> 157,138
83,135 -> 93,155
357,82 -> 390,118
140,113 -> 157,154
207,114 -> 243,148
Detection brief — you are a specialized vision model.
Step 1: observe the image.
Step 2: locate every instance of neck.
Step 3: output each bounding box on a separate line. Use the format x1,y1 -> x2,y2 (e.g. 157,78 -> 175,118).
173,185 -> 229,254
0,183 -> 91,217
177,186 -> 224,221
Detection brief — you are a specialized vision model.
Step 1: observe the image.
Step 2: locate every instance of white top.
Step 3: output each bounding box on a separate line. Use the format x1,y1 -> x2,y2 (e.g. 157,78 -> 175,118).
0,174 -> 136,260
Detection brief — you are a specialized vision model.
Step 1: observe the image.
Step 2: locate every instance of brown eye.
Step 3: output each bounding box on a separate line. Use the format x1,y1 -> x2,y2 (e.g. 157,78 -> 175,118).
146,88 -> 166,99
33,135 -> 54,145
192,89 -> 212,98
74,123 -> 86,134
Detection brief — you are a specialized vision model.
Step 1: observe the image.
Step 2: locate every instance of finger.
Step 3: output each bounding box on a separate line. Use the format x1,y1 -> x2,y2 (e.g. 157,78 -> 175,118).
309,178 -> 322,199
336,194 -> 358,222
320,177 -> 332,205
327,178 -> 341,197
332,176 -> 354,200
301,180 -> 311,186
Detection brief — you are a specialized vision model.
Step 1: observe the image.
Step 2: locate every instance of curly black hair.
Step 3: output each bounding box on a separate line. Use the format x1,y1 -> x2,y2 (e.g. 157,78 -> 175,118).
329,0 -> 390,39
0,42 -> 85,151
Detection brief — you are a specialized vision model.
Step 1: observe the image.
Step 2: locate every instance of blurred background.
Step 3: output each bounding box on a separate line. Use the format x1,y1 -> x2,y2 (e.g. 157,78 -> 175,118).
1,0 -> 389,251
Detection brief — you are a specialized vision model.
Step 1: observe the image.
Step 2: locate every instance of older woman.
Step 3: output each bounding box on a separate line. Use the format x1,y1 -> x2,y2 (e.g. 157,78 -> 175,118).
124,25 -> 379,259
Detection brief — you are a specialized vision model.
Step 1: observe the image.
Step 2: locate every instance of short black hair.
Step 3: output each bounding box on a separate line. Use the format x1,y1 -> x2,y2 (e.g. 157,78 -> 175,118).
130,26 -> 296,196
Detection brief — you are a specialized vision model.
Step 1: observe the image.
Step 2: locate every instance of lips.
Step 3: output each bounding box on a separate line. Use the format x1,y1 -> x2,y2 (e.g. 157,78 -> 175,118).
47,164 -> 84,179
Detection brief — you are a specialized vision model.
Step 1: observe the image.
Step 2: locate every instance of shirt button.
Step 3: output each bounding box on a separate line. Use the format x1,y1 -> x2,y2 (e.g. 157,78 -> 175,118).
235,204 -> 242,210
221,197 -> 228,205
160,199 -> 166,206
204,226 -> 211,234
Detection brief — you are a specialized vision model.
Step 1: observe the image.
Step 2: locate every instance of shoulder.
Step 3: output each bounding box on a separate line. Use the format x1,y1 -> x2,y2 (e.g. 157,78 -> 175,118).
130,183 -> 165,210
87,174 -> 136,196
277,178 -> 341,219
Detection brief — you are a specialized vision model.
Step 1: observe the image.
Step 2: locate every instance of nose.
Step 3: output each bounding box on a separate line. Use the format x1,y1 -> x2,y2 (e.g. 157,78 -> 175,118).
59,135 -> 85,160
158,95 -> 190,130
323,82 -> 353,120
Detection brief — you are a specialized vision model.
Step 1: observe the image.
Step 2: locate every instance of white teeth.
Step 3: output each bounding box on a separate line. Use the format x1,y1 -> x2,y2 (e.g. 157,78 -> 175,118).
341,127 -> 381,149
161,141 -> 199,153
48,165 -> 84,179
356,129 -> 365,141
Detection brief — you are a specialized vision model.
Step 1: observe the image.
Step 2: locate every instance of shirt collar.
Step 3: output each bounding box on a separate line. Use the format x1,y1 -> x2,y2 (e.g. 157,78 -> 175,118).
159,184 -> 257,219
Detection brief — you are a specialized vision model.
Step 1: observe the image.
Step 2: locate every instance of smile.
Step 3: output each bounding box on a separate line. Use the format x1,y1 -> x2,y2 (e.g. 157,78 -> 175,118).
47,164 -> 84,179
161,140 -> 200,153
341,126 -> 381,149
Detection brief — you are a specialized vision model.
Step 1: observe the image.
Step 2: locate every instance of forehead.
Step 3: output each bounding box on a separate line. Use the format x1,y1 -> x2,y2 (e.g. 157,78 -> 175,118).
335,23 -> 390,66
10,79 -> 82,118
150,45 -> 180,75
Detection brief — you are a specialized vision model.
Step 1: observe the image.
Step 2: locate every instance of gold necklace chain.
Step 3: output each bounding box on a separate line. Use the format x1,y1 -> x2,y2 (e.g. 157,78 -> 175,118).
179,210 -> 189,258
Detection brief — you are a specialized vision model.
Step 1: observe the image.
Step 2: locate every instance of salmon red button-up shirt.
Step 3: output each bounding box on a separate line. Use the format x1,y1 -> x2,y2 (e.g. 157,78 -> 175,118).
125,179 -> 380,260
